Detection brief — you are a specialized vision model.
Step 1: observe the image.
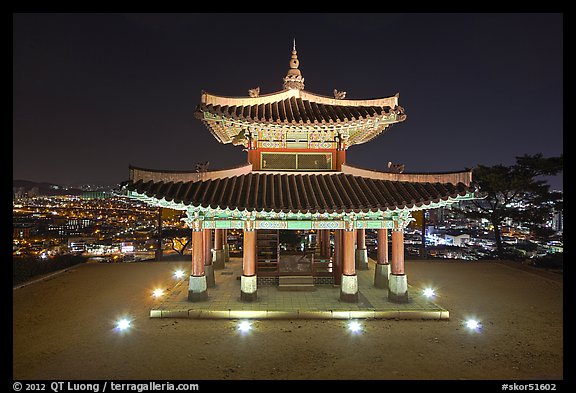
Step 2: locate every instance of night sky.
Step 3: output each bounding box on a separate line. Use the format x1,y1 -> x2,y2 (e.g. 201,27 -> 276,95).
13,13 -> 563,190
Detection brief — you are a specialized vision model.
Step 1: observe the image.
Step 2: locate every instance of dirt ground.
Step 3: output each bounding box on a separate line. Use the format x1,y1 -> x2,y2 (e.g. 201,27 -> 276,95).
13,260 -> 562,380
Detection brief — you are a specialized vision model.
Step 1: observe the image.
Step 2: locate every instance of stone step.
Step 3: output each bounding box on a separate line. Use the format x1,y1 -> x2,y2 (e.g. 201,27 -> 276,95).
278,275 -> 316,291
279,275 -> 314,285
277,284 -> 317,292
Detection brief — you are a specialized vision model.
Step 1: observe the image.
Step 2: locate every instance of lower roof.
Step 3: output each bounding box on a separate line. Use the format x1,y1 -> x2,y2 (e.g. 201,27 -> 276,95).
123,172 -> 474,214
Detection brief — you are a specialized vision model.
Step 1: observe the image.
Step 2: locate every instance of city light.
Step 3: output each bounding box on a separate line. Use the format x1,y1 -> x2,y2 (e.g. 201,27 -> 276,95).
152,288 -> 164,298
237,320 -> 252,333
173,269 -> 185,279
348,320 -> 362,333
465,319 -> 481,331
422,288 -> 436,298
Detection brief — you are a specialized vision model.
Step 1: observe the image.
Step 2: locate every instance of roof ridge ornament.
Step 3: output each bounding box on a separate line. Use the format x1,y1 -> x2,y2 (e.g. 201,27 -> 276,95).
334,89 -> 347,99
283,40 -> 305,90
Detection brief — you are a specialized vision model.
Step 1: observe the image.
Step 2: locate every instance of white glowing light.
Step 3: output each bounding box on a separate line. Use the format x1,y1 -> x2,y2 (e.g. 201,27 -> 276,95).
466,319 -> 481,330
116,318 -> 131,331
238,320 -> 252,333
152,288 -> 164,298
348,320 -> 362,333
173,270 -> 185,279
423,288 -> 436,298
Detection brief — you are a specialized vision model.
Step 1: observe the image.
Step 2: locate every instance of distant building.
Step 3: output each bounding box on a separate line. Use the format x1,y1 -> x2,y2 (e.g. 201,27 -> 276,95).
13,186 -> 26,199
82,191 -> 113,199
68,237 -> 97,253
551,209 -> 563,233
13,223 -> 36,239
445,231 -> 470,247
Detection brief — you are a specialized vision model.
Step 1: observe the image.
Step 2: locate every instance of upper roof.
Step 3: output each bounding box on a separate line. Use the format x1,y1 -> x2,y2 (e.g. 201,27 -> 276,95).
194,45 -> 406,145
196,89 -> 404,125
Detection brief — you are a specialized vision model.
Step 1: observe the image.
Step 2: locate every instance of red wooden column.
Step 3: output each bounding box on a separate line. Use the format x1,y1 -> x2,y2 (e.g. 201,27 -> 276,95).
333,229 -> 342,285
374,228 -> 390,288
335,135 -> 346,171
213,229 -> 225,269
203,229 -> 215,288
388,226 -> 408,302
241,227 -> 257,301
340,228 -> 358,302
223,229 -> 230,262
355,228 -> 369,270
320,229 -> 330,258
188,227 -> 208,301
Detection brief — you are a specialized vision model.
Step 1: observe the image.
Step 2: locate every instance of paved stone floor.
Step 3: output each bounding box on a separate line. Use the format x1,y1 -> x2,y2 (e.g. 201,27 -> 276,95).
150,257 -> 449,319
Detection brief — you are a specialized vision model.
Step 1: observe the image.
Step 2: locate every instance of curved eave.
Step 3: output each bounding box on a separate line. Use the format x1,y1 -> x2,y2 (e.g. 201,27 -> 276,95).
201,89 -> 399,108
121,171 -> 477,216
342,164 -> 473,187
197,109 -> 406,145
129,163 -> 253,182
125,188 -> 476,218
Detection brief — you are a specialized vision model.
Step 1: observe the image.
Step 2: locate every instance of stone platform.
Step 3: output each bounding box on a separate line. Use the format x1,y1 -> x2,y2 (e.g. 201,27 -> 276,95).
150,257 -> 449,320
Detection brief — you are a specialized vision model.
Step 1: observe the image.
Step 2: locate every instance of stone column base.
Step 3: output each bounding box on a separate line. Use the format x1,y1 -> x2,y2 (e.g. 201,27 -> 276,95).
213,249 -> 226,269
355,249 -> 369,270
224,244 -> 230,262
388,274 -> 409,303
339,274 -> 358,303
240,275 -> 257,302
204,264 -> 215,288
374,263 -> 390,289
188,275 -> 208,302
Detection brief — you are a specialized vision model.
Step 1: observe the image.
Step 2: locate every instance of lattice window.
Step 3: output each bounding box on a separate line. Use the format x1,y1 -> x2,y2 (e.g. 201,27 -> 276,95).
297,153 -> 332,170
261,153 -> 297,170
260,152 -> 332,170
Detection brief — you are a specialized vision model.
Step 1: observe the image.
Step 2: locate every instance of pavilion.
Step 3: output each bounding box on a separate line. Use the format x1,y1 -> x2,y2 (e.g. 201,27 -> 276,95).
122,44 -> 476,304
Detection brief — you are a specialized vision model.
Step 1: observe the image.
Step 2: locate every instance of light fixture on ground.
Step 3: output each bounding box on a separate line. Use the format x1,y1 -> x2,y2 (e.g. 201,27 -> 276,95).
465,319 -> 481,331
238,320 -> 252,333
115,318 -> 131,331
152,288 -> 164,298
422,288 -> 436,298
173,269 -> 185,279
348,320 -> 362,333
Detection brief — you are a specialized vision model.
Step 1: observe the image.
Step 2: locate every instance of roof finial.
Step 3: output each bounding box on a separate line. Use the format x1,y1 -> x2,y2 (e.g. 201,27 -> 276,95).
283,40 -> 305,90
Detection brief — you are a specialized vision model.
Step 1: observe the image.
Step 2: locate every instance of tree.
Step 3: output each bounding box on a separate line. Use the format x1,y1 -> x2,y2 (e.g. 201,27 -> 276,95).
162,228 -> 191,255
458,153 -> 562,259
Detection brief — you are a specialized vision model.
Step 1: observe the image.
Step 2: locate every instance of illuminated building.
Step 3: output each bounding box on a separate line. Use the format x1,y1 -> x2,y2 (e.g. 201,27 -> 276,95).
121,44 -> 476,303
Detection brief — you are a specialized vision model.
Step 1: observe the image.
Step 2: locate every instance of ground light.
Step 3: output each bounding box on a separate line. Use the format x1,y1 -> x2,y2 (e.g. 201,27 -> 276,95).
348,320 -> 363,333
465,319 -> 481,331
423,288 -> 436,298
237,320 -> 252,333
115,318 -> 131,331
152,288 -> 164,298
173,269 -> 185,279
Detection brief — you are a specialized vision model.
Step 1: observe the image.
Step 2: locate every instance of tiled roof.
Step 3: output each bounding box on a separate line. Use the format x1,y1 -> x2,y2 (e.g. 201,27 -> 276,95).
123,173 -> 472,214
195,97 -> 403,124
